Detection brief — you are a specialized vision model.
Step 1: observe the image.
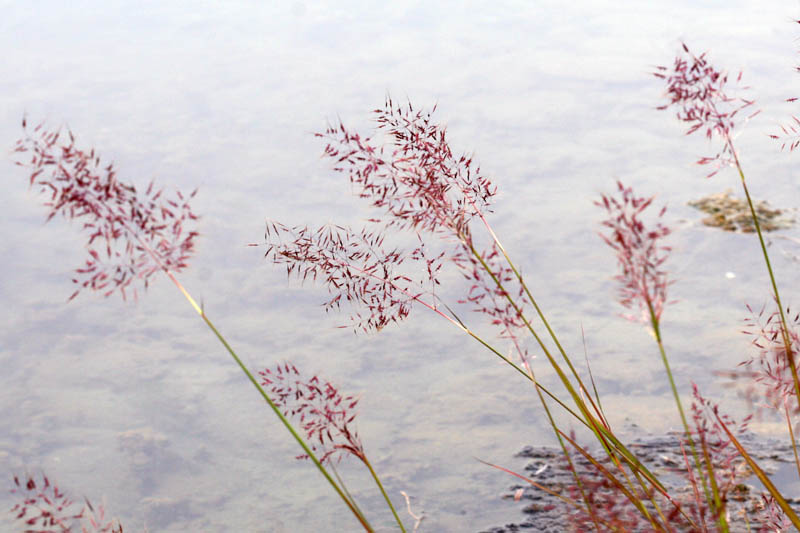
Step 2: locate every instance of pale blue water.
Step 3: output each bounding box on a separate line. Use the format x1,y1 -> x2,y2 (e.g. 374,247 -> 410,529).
2,1 -> 800,531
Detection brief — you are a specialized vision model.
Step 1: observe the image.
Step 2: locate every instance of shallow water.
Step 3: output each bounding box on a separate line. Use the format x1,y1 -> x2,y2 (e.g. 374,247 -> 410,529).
3,2 -> 800,531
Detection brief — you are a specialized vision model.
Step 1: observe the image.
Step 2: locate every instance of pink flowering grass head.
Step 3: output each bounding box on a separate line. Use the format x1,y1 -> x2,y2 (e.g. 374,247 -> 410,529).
10,473 -> 122,533
770,19 -> 800,152
754,493 -> 792,531
451,241 -> 531,361
261,221 -> 424,333
317,97 -> 496,239
261,99 -> 533,355
735,304 -> 800,414
13,119 -> 199,301
564,464 -> 650,532
687,385 -> 751,501
654,42 -> 759,177
261,98 -> 489,334
259,362 -> 364,465
597,181 -> 672,325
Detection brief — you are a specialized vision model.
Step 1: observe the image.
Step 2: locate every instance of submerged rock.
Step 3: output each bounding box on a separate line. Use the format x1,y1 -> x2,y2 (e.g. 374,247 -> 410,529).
483,432 -> 800,532
688,191 -> 793,233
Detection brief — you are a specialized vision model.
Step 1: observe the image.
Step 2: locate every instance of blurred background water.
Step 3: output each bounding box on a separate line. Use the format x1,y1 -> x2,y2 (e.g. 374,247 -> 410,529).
3,1 -> 800,531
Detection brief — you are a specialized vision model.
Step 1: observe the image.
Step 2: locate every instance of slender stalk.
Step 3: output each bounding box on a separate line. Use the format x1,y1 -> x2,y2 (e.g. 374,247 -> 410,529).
630,468 -> 673,533
581,326 -> 607,427
476,458 -> 626,533
455,226 -> 667,524
461,230 -> 678,517
648,310 -> 687,431
648,301 -> 715,524
462,178 -> 596,405
559,431 -> 664,531
459,309 -> 672,495
678,441 -> 709,533
480,228 -> 595,404
742,511 -> 752,533
467,241 -> 687,527
715,411 -> 800,529
466,243 -> 601,430
525,361 -> 604,531
330,465 -> 368,526
728,141 -> 800,417
466,244 -> 618,460
699,431 -> 728,533
783,400 -> 800,482
362,457 -> 406,533
129,224 -> 374,531
197,301 -> 373,531
468,318 -> 670,500
295,243 -> 595,429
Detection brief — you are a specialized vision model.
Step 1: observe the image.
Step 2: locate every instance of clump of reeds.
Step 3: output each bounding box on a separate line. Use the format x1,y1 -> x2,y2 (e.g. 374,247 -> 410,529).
260,99 -> 700,531
256,39 -> 800,532
13,23 -> 800,533
11,121 -> 406,532
653,41 -> 800,528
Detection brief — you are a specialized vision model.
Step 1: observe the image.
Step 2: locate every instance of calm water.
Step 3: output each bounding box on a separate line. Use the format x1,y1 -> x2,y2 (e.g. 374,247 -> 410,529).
3,2 -> 800,531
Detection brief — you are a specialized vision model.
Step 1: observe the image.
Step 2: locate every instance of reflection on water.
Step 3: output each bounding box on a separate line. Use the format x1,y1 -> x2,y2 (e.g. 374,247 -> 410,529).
2,1 -> 800,531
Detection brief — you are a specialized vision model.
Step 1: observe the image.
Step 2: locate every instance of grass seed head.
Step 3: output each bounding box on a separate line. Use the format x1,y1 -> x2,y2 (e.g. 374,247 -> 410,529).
654,43 -> 758,177
317,97 -> 496,238
734,305 -> 800,415
13,120 -> 199,301
259,363 -> 364,465
597,181 -> 672,325
10,473 -> 122,533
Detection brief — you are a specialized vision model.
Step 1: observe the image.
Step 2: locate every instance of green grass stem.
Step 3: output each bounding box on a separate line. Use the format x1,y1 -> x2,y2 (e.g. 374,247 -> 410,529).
727,139 -> 800,420
362,457 -> 407,532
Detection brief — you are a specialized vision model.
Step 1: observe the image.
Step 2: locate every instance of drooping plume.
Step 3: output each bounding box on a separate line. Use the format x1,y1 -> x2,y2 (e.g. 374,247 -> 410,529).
13,120 -> 199,301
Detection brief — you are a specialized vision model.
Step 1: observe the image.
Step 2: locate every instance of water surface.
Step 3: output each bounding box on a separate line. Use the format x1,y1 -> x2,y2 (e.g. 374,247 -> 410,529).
2,2 -> 800,531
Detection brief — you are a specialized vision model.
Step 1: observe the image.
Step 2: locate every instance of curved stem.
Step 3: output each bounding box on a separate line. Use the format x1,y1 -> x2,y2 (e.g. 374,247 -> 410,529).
716,413 -> 800,529
648,303 -> 720,532
362,456 -> 406,532
467,242 -> 688,527
472,211 -> 592,399
784,400 -> 800,482
129,223 -> 374,531
726,137 -> 800,417
196,311 -> 372,531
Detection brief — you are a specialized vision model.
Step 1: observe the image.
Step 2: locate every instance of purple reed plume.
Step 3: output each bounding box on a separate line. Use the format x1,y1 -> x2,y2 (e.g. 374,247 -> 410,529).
564,459 -> 648,532
262,221 -> 423,333
452,241 -> 531,360
770,18 -> 800,152
561,385 -> 756,533
318,96 -> 496,238
259,362 -> 364,465
654,42 -> 759,177
682,384 -> 751,527
596,181 -> 672,325
10,473 -> 122,533
12,119 -> 199,301
262,99 -> 532,360
736,304 -> 800,414
755,494 -> 791,531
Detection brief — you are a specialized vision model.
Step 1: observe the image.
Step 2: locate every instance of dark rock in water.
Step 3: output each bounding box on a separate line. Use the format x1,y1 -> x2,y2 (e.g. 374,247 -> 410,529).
480,432 -> 800,532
